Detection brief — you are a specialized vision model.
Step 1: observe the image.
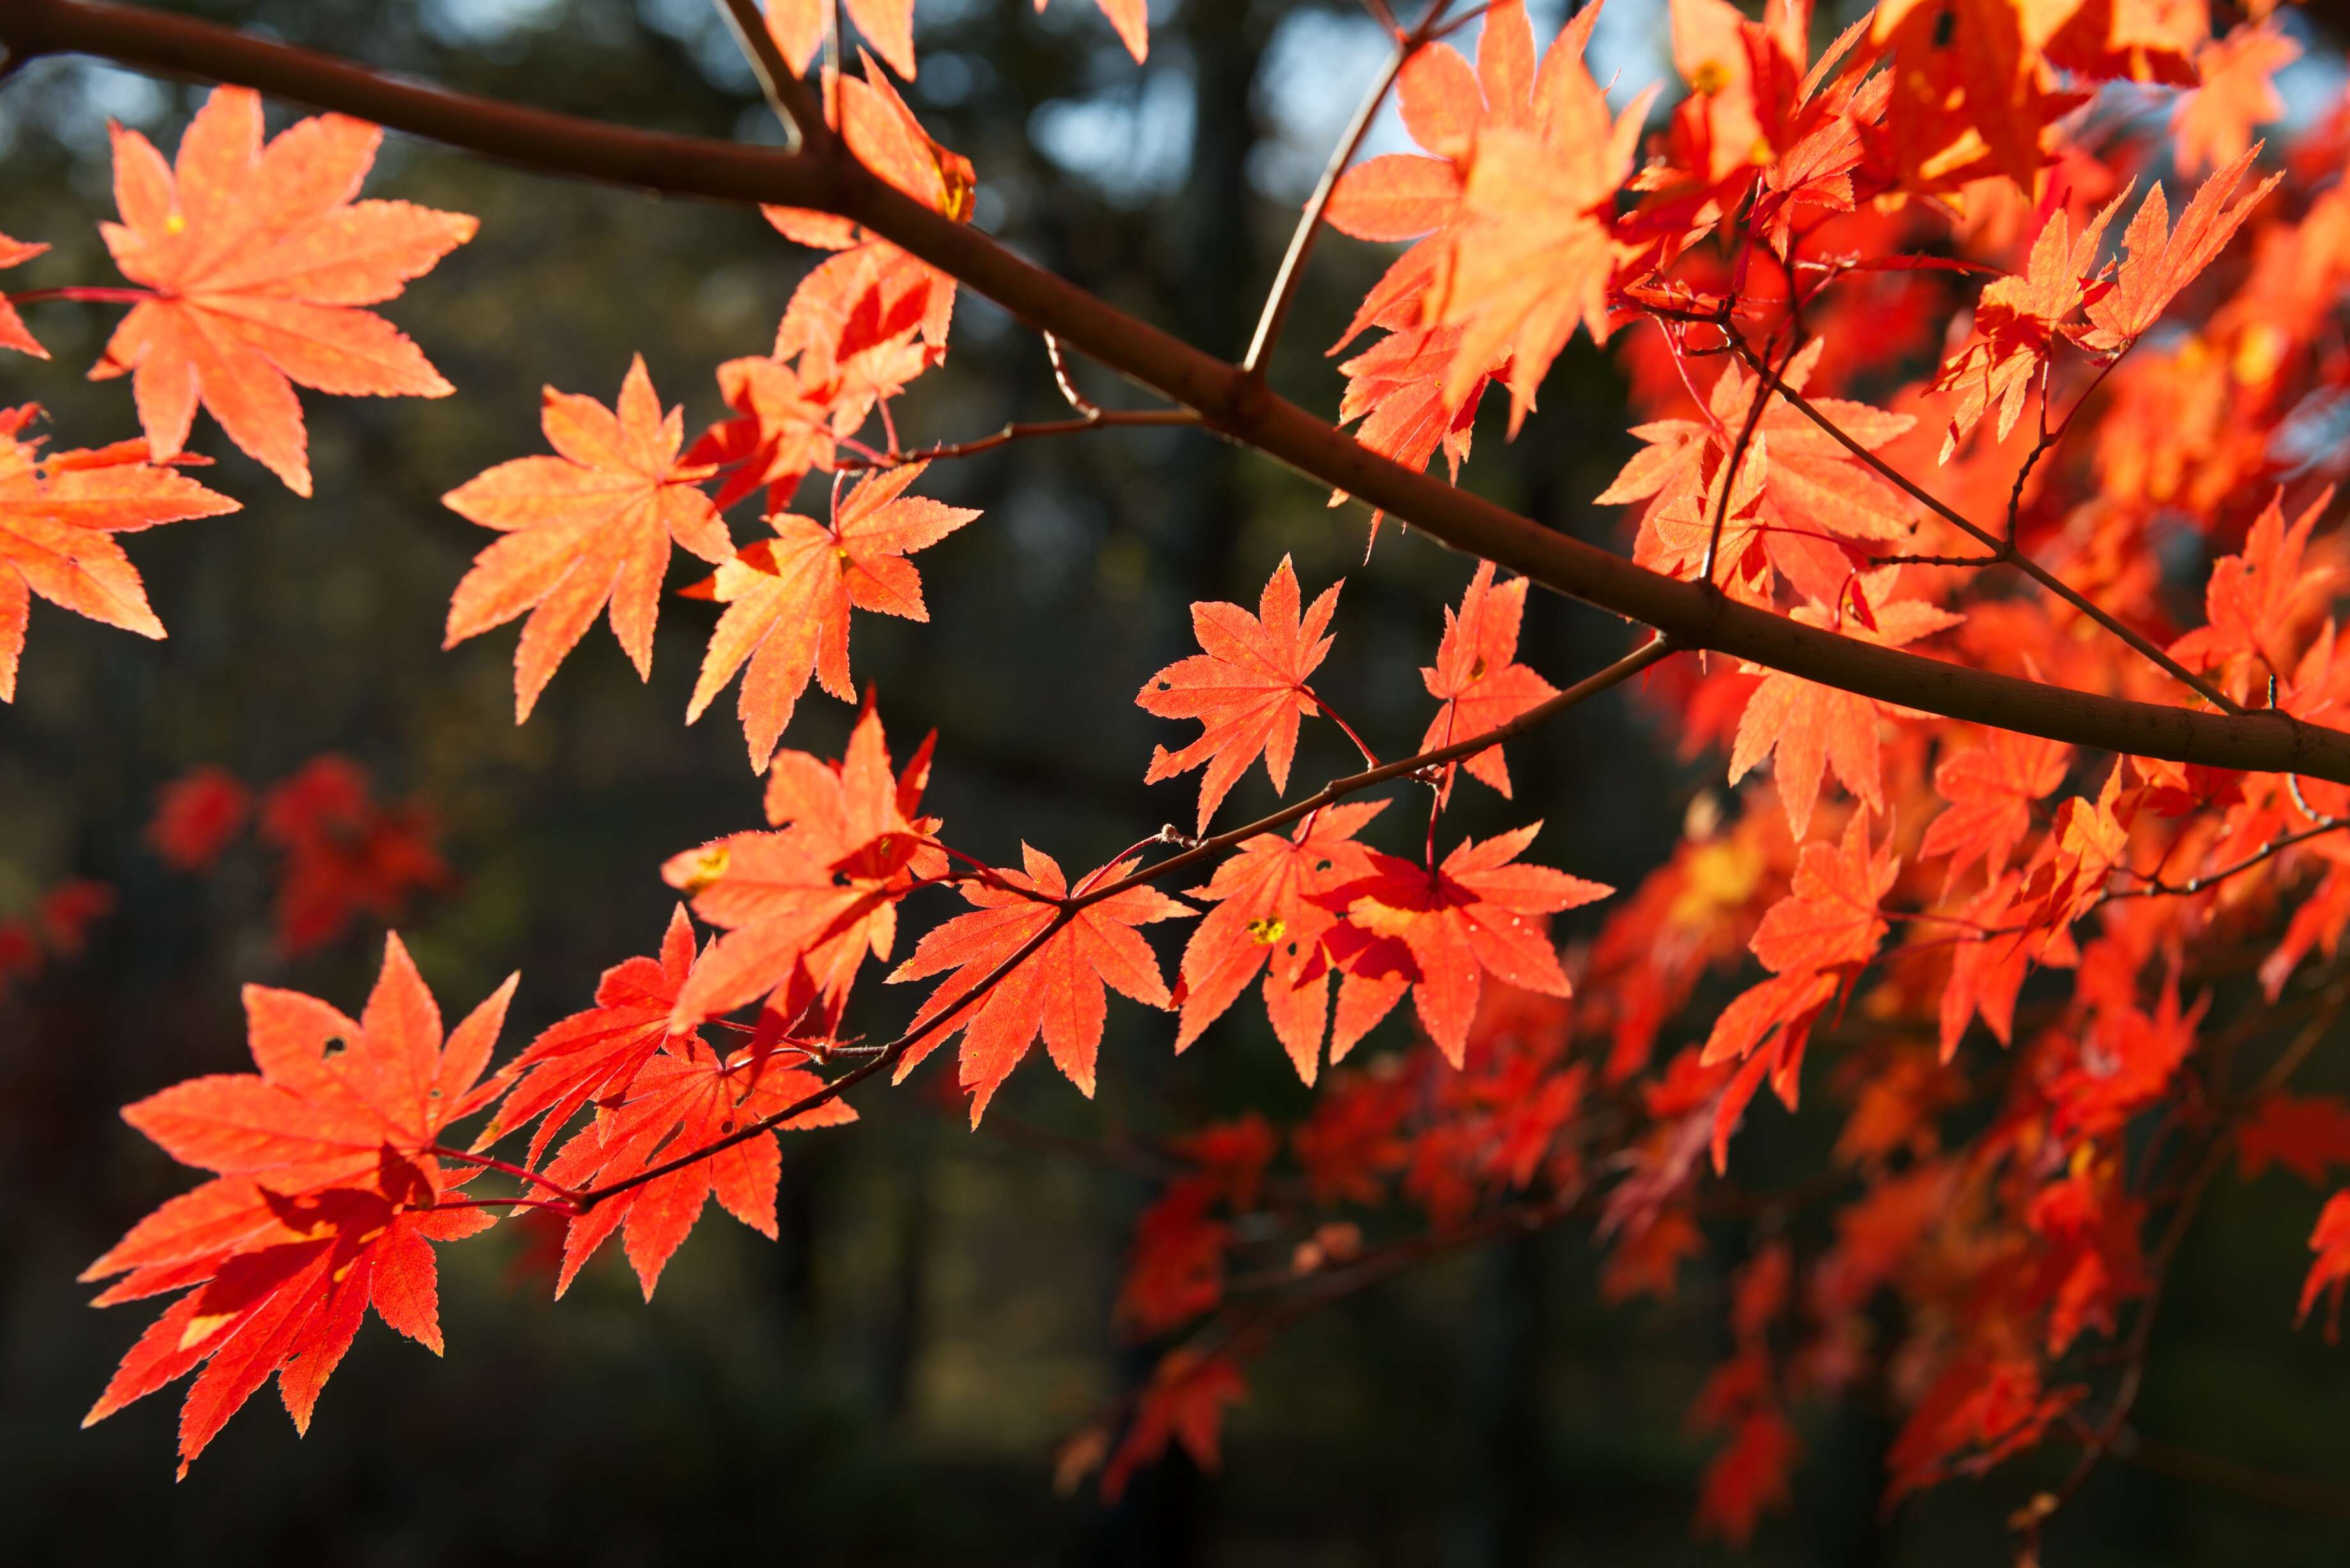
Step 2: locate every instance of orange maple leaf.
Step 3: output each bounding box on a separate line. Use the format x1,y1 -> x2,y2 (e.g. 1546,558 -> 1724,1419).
1729,574 -> 1962,839
0,403 -> 239,702
95,87 -> 476,495
82,935 -> 514,1474
1172,799 -> 1388,1082
1418,561 -> 1558,800
2080,145 -> 2283,354
665,696 -> 945,1029
686,460 -> 976,770
443,355 -> 729,720
2176,22 -> 2298,177
0,231 -> 50,357
1138,555 -> 1344,833
1920,728 -> 2070,891
543,1037 -> 855,1299
766,0 -> 918,80
1342,823 -> 1610,1068
1749,810 -> 1898,976
888,846 -> 1193,1121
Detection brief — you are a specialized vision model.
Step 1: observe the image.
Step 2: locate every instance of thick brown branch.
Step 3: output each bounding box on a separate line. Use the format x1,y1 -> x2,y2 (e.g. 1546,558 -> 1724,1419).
15,0 -> 2350,782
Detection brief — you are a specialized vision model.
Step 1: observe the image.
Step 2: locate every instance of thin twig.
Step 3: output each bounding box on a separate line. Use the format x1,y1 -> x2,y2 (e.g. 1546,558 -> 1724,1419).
710,0 -> 829,151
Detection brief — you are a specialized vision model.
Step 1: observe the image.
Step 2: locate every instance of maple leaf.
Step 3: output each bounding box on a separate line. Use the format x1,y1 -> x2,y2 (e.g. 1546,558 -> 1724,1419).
1870,0 -> 2089,192
0,230 -> 49,357
2176,23 -> 2298,177
257,756 -> 450,956
2298,1190 -> 2350,1336
1418,561 -> 1558,801
148,764 -> 252,871
482,905 -> 699,1169
94,87 -> 476,495
1333,322 -> 1487,491
685,354 -> 842,513
1929,192 -> 2126,459
766,0 -> 917,81
1172,799 -> 1388,1082
1729,575 -> 1962,839
1748,810 -> 1896,974
887,845 -> 1192,1122
0,403 -> 239,702
82,933 -> 515,1473
1428,54 -> 1656,423
686,460 -> 976,770
1599,342 -> 1917,605
2170,487 -> 2335,684
1100,1350 -> 1245,1500
1920,729 -> 2070,891
665,696 -> 945,1029
543,1037 -> 856,1299
2079,145 -> 2283,354
1341,824 -> 1610,1068
443,355 -> 730,720
1137,555 -> 1343,833
1696,1408 -> 1799,1547
2236,1095 -> 2350,1186
760,64 -> 971,392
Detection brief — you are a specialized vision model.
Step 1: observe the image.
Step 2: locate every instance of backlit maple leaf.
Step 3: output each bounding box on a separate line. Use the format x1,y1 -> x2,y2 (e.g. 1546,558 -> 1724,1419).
1929,192 -> 2126,459
94,87 -> 476,495
0,403 -> 239,702
1920,728 -> 2069,891
1729,574 -> 1962,839
1748,810 -> 1897,977
1138,555 -> 1343,833
686,460 -> 976,769
1173,799 -> 1388,1082
1599,340 -> 1916,605
767,0 -> 917,80
1419,561 -> 1558,801
2080,145 -> 2282,354
664,697 -> 945,1029
543,1037 -> 856,1299
482,905 -> 700,1169
1342,824 -> 1610,1067
0,231 -> 49,357
2176,22 -> 2298,177
82,934 -> 514,1474
443,355 -> 729,720
888,845 -> 1193,1121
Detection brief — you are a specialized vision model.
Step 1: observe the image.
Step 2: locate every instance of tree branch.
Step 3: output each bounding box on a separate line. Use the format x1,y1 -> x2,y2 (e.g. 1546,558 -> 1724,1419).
15,0 -> 2350,783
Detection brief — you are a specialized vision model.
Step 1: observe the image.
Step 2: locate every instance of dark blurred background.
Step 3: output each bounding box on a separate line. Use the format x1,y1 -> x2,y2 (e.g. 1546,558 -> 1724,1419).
3,1 -> 2349,1562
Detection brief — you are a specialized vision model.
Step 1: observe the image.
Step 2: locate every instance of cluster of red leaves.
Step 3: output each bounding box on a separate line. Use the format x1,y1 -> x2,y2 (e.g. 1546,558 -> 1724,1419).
148,756 -> 448,955
0,877 -> 116,1006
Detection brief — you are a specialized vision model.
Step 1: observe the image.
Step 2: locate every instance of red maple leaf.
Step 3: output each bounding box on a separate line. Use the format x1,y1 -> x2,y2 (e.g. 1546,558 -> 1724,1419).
82,935 -> 514,1473
94,87 -> 476,495
1341,824 -> 1609,1067
0,231 -> 49,357
542,1037 -> 856,1299
686,461 -> 976,769
481,905 -> 699,1169
2080,145 -> 2283,354
1920,728 -> 2070,891
257,757 -> 451,956
686,354 -> 844,513
147,764 -> 252,871
2176,23 -> 2297,177
1100,1350 -> 1246,1500
665,696 -> 945,1029
443,354 -> 729,720
888,845 -> 1193,1121
1418,561 -> 1558,801
1,405 -> 241,702
1172,799 -> 1388,1082
2236,1095 -> 2350,1186
1729,576 -> 1961,838
1138,555 -> 1344,833
2300,1190 -> 2350,1337
1750,809 -> 1898,977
